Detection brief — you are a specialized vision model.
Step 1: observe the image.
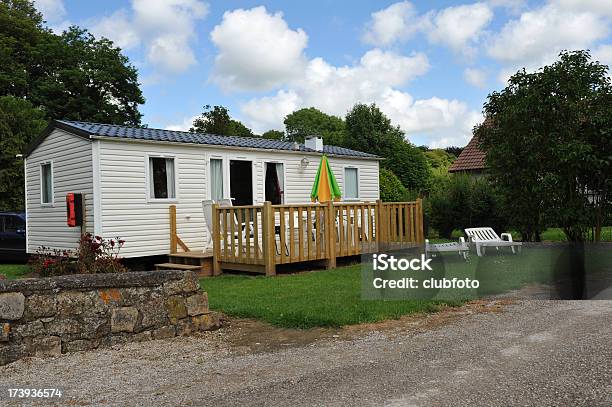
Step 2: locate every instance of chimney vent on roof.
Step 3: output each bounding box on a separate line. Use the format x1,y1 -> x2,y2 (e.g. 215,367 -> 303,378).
304,135 -> 323,152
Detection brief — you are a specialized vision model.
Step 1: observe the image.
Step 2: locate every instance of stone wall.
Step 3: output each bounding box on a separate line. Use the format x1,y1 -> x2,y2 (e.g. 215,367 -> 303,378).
0,270 -> 221,365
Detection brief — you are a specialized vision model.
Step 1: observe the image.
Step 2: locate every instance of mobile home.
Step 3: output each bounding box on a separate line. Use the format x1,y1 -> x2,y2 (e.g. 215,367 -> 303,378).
25,120 -> 381,259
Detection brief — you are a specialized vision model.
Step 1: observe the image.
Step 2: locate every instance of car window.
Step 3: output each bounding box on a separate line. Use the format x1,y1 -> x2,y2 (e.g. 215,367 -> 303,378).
0,216 -> 4,232
4,215 -> 23,233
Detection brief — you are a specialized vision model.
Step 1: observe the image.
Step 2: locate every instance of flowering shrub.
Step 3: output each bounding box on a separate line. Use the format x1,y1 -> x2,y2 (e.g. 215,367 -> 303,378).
29,234 -> 128,277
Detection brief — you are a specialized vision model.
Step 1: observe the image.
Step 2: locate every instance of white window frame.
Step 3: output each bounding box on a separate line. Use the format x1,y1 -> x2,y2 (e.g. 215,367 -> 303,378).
145,153 -> 179,203
264,161 -> 286,204
343,166 -> 360,201
40,160 -> 54,206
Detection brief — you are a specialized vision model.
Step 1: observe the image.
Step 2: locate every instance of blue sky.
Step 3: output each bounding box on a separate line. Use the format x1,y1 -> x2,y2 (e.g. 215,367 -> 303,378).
35,0 -> 612,147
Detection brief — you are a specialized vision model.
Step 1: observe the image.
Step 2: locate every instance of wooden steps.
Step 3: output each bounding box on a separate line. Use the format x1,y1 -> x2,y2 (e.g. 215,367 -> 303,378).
155,251 -> 214,277
154,263 -> 201,271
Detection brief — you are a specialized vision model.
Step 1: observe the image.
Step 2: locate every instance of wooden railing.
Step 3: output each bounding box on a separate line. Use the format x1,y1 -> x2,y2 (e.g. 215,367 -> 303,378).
211,199 -> 424,275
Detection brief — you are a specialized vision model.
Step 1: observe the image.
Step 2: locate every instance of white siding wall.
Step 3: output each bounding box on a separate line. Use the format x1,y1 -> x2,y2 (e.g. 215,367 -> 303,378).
26,129 -> 94,253
98,139 -> 379,258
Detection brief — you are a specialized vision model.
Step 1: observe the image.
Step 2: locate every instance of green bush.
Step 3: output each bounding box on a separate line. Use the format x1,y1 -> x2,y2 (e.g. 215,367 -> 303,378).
379,168 -> 405,201
428,174 -> 507,238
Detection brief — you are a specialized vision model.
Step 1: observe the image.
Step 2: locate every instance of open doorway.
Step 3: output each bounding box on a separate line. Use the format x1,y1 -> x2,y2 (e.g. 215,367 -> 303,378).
230,160 -> 253,206
265,162 -> 284,205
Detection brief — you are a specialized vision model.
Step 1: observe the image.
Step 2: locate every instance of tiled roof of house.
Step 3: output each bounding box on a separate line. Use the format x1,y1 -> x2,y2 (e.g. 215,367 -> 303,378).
33,120 -> 378,159
448,134 -> 487,172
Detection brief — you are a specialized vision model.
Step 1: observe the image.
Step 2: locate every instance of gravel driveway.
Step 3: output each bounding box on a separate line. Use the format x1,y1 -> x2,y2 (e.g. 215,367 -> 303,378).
1,300 -> 611,406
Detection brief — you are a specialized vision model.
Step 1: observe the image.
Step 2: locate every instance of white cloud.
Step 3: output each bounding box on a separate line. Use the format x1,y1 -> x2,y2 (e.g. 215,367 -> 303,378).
362,2 -> 493,56
423,3 -> 494,56
33,0 -> 71,32
90,0 -> 209,74
165,115 -> 197,131
463,67 -> 487,88
362,1 -> 420,46
238,46 -> 478,147
488,3 -> 609,67
552,0 -> 612,18
33,0 -> 66,22
210,6 -> 308,91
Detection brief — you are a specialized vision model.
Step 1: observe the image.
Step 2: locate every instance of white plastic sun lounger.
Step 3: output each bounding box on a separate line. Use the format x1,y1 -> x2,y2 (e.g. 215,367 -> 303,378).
425,237 -> 470,260
464,227 -> 522,257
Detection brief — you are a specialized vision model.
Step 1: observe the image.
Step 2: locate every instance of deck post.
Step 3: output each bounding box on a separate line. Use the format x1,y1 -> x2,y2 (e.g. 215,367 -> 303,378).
169,205 -> 177,254
262,201 -> 276,276
375,199 -> 383,251
212,203 -> 222,276
325,201 -> 336,269
416,198 -> 424,243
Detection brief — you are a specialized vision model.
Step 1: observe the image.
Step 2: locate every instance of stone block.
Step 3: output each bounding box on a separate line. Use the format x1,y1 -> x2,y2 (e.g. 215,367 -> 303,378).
0,343 -> 25,366
191,313 -> 221,331
166,296 -> 187,323
24,294 -> 56,319
133,330 -> 151,342
185,293 -> 208,316
56,291 -> 95,316
176,318 -> 193,336
152,326 -> 175,340
111,307 -> 139,333
139,295 -> 166,329
13,320 -> 45,338
30,336 -> 61,357
0,293 -> 25,320
45,318 -> 81,336
162,275 -> 199,296
98,288 -> 122,305
62,339 -> 99,353
1,323 -> 10,342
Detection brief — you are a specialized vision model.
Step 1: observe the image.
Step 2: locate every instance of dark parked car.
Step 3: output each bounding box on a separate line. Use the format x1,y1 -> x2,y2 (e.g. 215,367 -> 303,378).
0,212 -> 27,262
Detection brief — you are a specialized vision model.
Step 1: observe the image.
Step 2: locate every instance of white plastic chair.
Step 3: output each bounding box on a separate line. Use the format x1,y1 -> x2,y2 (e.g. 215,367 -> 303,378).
425,237 -> 470,260
464,227 -> 522,256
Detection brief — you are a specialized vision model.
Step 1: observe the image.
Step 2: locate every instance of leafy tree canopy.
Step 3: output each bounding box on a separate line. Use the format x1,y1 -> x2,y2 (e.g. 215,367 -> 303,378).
424,149 -> 456,169
0,0 -> 144,124
262,129 -> 284,140
345,103 -> 430,191
190,105 -> 254,137
475,50 -> 612,242
283,107 -> 346,145
0,96 -> 47,210
379,168 -> 405,202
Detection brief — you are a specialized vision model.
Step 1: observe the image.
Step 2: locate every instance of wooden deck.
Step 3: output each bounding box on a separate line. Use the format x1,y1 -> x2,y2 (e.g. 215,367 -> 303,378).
211,200 -> 424,275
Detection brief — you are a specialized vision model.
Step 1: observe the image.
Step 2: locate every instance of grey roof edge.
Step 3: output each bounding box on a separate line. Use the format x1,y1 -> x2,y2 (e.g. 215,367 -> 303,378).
26,120 -> 381,160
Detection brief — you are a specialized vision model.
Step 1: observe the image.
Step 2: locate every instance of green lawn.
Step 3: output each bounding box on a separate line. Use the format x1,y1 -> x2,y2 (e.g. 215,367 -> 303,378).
431,227 -> 612,242
0,264 -> 30,280
200,265 -> 463,329
201,244 -> 611,328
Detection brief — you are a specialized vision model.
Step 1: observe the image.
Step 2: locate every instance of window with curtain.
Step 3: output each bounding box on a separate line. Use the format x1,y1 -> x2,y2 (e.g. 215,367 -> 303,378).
41,163 -> 53,204
210,158 -> 224,201
344,167 -> 358,200
149,157 -> 176,199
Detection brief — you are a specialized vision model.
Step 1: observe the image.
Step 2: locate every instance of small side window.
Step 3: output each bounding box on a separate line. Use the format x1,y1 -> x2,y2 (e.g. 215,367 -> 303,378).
344,167 -> 359,200
41,162 -> 53,204
148,157 -> 176,199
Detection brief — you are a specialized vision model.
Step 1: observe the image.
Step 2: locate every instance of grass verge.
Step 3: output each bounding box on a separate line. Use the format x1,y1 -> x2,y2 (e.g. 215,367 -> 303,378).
200,265 -> 463,329
0,264 -> 30,280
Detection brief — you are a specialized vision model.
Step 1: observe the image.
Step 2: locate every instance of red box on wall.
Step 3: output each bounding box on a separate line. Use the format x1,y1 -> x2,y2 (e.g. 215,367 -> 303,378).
66,193 -> 83,227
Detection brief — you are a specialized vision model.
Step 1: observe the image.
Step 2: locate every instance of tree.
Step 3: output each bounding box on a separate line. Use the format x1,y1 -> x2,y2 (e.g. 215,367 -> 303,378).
476,50 -> 612,242
0,1 -> 145,124
283,107 -> 346,145
190,105 -> 254,137
262,130 -> 284,140
345,103 -> 430,191
0,96 -> 47,210
379,168 -> 405,202
424,149 -> 456,170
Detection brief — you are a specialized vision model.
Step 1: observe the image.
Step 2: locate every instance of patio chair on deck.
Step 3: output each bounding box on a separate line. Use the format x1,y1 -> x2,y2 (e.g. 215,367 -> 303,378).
202,199 -> 256,254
